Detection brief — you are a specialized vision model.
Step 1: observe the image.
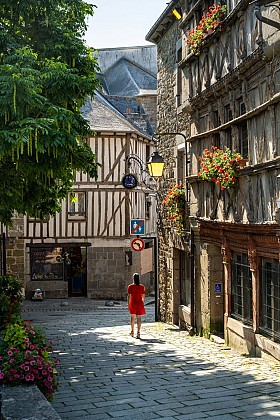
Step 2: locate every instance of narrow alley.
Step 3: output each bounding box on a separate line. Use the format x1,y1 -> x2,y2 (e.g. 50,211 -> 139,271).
22,299 -> 280,420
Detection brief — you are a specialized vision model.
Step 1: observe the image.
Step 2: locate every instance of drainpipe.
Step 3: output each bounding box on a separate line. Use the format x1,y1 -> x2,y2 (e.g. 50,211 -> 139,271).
189,228 -> 195,334
255,4 -> 280,30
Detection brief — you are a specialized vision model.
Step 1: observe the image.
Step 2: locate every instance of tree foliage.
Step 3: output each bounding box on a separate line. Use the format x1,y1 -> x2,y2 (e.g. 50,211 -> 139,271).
0,0 -> 100,224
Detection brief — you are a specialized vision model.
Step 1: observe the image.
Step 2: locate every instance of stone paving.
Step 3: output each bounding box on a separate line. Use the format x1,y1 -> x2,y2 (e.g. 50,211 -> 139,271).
22,299 -> 280,419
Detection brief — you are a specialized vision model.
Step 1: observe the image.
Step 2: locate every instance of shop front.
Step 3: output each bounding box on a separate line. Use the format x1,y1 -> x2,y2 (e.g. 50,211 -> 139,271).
28,244 -> 88,298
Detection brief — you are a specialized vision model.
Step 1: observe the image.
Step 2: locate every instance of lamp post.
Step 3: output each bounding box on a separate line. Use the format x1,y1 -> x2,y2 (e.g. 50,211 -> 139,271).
123,149 -> 164,322
152,132 -> 189,201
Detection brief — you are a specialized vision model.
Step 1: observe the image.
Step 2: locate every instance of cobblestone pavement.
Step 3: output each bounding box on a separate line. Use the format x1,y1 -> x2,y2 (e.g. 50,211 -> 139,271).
22,299 -> 280,419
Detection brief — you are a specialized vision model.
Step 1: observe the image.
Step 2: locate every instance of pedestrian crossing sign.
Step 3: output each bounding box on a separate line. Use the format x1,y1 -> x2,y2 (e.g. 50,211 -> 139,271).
130,219 -> 145,235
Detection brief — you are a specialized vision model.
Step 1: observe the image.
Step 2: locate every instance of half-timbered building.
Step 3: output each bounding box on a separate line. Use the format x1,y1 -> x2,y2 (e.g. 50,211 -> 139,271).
147,0 -> 280,360
23,91 -> 157,300
1,47 -> 158,301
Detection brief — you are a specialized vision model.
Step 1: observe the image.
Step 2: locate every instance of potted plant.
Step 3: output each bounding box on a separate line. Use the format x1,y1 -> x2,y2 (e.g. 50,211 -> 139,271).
162,184 -> 186,233
185,3 -> 227,55
198,146 -> 242,189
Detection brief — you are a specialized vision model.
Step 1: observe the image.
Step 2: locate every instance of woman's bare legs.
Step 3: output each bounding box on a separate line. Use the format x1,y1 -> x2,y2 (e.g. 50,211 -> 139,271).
136,315 -> 142,338
130,314 -> 136,336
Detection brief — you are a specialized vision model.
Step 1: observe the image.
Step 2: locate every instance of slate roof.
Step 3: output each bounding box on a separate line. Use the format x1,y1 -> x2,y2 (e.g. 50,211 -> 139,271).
99,58 -> 157,97
82,91 -> 150,137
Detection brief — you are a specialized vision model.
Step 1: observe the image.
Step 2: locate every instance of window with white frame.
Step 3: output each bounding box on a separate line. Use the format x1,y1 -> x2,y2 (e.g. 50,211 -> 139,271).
68,192 -> 86,219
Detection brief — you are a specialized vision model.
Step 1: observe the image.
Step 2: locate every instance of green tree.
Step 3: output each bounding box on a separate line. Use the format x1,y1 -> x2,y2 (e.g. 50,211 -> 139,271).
0,0 -> 100,225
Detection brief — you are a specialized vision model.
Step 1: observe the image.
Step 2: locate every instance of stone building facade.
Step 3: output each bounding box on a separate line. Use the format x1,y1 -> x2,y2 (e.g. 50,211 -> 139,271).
147,0 -> 280,360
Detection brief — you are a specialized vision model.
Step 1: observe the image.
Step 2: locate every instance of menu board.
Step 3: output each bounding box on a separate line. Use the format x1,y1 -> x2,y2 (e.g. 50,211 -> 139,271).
30,247 -> 64,281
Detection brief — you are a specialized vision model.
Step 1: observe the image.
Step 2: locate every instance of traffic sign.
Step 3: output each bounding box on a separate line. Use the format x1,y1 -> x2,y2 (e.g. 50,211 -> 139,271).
131,237 -> 145,252
130,219 -> 145,235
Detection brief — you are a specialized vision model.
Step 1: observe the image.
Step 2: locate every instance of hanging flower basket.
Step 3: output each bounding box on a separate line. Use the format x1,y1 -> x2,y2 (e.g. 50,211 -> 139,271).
198,146 -> 242,190
162,184 -> 186,233
184,4 -> 227,55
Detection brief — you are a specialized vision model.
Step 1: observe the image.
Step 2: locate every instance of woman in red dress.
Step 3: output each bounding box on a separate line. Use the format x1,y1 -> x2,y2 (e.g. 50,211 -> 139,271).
127,273 -> 146,339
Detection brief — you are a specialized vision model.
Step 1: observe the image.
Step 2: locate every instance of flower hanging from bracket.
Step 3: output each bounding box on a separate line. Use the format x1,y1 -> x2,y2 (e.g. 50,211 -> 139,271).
198,146 -> 242,189
162,184 -> 186,233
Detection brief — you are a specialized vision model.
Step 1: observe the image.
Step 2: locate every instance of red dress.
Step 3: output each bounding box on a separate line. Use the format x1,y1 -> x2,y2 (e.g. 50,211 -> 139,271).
127,284 -> 146,315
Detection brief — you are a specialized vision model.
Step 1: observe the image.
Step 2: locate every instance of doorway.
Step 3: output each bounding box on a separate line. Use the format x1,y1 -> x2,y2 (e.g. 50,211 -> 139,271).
65,246 -> 87,297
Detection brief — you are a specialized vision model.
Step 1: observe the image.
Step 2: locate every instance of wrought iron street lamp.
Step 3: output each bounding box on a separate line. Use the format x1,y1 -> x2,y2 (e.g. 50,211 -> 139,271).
147,151 -> 165,178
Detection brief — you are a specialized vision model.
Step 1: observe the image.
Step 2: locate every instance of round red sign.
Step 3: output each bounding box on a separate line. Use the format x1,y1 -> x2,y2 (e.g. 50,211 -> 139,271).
131,238 -> 145,252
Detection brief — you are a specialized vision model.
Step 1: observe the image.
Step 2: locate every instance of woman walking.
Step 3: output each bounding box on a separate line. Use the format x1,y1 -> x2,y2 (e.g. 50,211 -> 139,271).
127,273 -> 146,339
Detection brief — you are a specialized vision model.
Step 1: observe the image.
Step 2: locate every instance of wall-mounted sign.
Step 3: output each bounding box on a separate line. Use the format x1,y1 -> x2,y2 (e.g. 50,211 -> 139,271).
214,283 -> 222,293
130,219 -> 145,235
131,237 -> 145,252
122,174 -> 137,189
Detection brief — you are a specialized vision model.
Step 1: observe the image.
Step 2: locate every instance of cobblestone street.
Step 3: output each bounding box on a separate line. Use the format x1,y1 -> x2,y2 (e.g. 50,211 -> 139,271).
22,299 -> 280,419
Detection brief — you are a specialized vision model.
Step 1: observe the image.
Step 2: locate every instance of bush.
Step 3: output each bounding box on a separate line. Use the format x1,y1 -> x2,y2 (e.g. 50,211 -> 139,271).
0,276 -> 59,401
0,320 -> 59,401
0,275 -> 24,329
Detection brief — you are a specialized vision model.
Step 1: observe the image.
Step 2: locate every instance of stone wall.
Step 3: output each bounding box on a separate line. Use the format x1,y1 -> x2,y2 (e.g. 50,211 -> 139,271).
156,19 -> 189,324
4,214 -> 25,283
87,243 -> 152,300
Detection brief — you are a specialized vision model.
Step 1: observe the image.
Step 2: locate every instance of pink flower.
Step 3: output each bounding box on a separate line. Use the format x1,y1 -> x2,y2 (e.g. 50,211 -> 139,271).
9,358 -> 14,364
0,372 -> 4,379
24,366 -> 30,372
7,351 -> 13,356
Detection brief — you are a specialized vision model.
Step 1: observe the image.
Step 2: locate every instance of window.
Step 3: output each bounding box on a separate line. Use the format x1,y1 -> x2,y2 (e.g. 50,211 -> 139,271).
231,252 -> 253,325
176,47 -> 182,107
213,110 -> 221,128
30,247 -> 64,281
68,192 -> 86,219
224,105 -> 232,122
145,193 -> 151,219
238,123 -> 248,158
180,250 -> 191,307
237,97 -> 246,116
260,258 -> 280,341
224,127 -> 232,149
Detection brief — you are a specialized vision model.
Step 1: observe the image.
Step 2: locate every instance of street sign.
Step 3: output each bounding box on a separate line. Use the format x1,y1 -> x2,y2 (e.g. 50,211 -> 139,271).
131,237 -> 145,252
214,283 -> 222,293
130,219 -> 145,235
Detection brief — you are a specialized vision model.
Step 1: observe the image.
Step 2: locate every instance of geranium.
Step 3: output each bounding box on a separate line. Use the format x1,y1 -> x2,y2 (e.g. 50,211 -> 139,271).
184,4 -> 227,55
198,146 -> 242,189
162,184 -> 186,233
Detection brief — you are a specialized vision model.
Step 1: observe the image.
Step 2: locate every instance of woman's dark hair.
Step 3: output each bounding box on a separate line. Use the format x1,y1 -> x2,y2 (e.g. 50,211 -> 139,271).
133,273 -> 140,285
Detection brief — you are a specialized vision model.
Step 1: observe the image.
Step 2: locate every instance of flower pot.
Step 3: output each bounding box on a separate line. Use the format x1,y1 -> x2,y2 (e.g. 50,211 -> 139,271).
237,158 -> 248,169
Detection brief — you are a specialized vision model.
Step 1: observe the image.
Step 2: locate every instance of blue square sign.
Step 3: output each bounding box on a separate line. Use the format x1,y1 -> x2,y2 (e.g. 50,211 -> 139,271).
130,219 -> 145,235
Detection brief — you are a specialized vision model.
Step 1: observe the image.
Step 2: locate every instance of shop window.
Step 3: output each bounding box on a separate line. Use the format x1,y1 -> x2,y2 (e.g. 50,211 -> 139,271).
260,258 -> 280,342
30,247 -> 64,281
231,252 -> 253,325
68,192 -> 86,219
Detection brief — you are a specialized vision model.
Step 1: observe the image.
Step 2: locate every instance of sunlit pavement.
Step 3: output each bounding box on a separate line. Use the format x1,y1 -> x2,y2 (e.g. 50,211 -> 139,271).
22,299 -> 280,420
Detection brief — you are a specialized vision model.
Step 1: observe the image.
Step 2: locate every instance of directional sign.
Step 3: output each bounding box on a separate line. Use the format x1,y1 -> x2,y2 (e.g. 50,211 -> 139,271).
131,237 -> 145,252
130,219 -> 145,235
